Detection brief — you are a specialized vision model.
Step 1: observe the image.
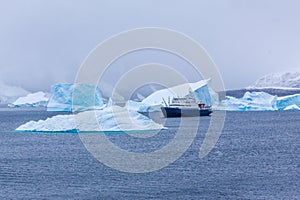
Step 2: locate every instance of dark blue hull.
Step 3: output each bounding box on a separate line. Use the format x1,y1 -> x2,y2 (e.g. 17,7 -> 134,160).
161,107 -> 212,118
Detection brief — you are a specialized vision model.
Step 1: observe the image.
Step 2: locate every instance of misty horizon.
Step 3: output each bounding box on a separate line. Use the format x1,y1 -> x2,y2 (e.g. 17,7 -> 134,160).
1,1 -> 300,92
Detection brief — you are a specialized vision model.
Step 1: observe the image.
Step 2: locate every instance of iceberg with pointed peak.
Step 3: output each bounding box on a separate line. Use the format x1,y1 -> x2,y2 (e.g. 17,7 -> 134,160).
129,79 -> 217,112
142,79 -> 215,105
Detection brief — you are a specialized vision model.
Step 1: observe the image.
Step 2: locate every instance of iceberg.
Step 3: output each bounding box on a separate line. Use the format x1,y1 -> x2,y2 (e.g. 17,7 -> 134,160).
277,94 -> 300,110
216,96 -> 243,111
216,91 -> 300,111
127,100 -> 160,112
142,79 -> 214,105
46,80 -> 215,113
216,92 -> 278,111
128,79 -> 217,112
8,91 -> 49,108
283,104 -> 300,110
47,83 -> 104,111
241,92 -> 278,111
17,114 -> 77,132
16,106 -> 164,132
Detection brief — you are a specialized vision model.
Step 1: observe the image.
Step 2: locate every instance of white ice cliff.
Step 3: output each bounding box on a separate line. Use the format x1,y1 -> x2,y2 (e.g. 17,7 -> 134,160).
16,106 -> 164,132
9,91 -> 49,108
47,83 -> 104,111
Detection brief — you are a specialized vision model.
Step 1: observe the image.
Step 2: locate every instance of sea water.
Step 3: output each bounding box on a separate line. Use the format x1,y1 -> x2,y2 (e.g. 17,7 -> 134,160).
0,109 -> 299,199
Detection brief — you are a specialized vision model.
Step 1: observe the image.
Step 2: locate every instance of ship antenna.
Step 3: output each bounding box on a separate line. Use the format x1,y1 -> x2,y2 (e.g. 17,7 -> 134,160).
162,98 -> 168,106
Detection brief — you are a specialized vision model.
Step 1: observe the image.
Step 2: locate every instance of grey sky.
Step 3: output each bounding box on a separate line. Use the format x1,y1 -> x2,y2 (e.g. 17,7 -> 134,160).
0,0 -> 299,92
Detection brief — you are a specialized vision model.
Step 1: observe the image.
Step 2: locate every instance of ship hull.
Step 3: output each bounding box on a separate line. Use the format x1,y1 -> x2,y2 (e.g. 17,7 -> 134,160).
161,107 -> 212,118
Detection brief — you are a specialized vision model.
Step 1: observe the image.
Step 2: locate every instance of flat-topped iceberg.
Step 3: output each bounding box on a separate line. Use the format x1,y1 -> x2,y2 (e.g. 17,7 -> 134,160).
16,106 -> 164,132
216,91 -> 300,111
9,91 -> 49,108
47,83 -> 104,112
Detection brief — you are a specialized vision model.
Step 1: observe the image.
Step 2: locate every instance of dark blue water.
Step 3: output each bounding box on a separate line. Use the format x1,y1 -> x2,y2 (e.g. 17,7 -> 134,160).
0,110 -> 299,199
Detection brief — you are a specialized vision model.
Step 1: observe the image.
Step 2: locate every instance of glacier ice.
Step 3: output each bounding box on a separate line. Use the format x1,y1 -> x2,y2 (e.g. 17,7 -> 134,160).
47,83 -> 104,111
16,106 -> 164,132
8,91 -> 49,108
216,91 -> 300,111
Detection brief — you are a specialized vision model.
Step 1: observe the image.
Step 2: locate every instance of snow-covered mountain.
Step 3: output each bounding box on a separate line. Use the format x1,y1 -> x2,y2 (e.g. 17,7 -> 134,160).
0,81 -> 30,104
249,71 -> 300,88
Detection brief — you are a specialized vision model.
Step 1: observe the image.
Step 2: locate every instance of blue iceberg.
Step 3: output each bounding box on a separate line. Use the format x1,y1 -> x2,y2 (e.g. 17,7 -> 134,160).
277,94 -> 300,110
47,80 -> 216,113
283,104 -> 300,110
193,84 -> 212,105
47,83 -> 104,111
216,91 -> 300,111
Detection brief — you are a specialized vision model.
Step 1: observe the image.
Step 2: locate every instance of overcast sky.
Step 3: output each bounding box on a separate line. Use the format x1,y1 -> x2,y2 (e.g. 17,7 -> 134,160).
0,0 -> 300,92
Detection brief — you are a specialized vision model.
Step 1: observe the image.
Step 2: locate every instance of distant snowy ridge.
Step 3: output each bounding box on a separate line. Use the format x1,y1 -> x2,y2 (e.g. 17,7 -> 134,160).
0,81 -> 30,104
249,71 -> 300,89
